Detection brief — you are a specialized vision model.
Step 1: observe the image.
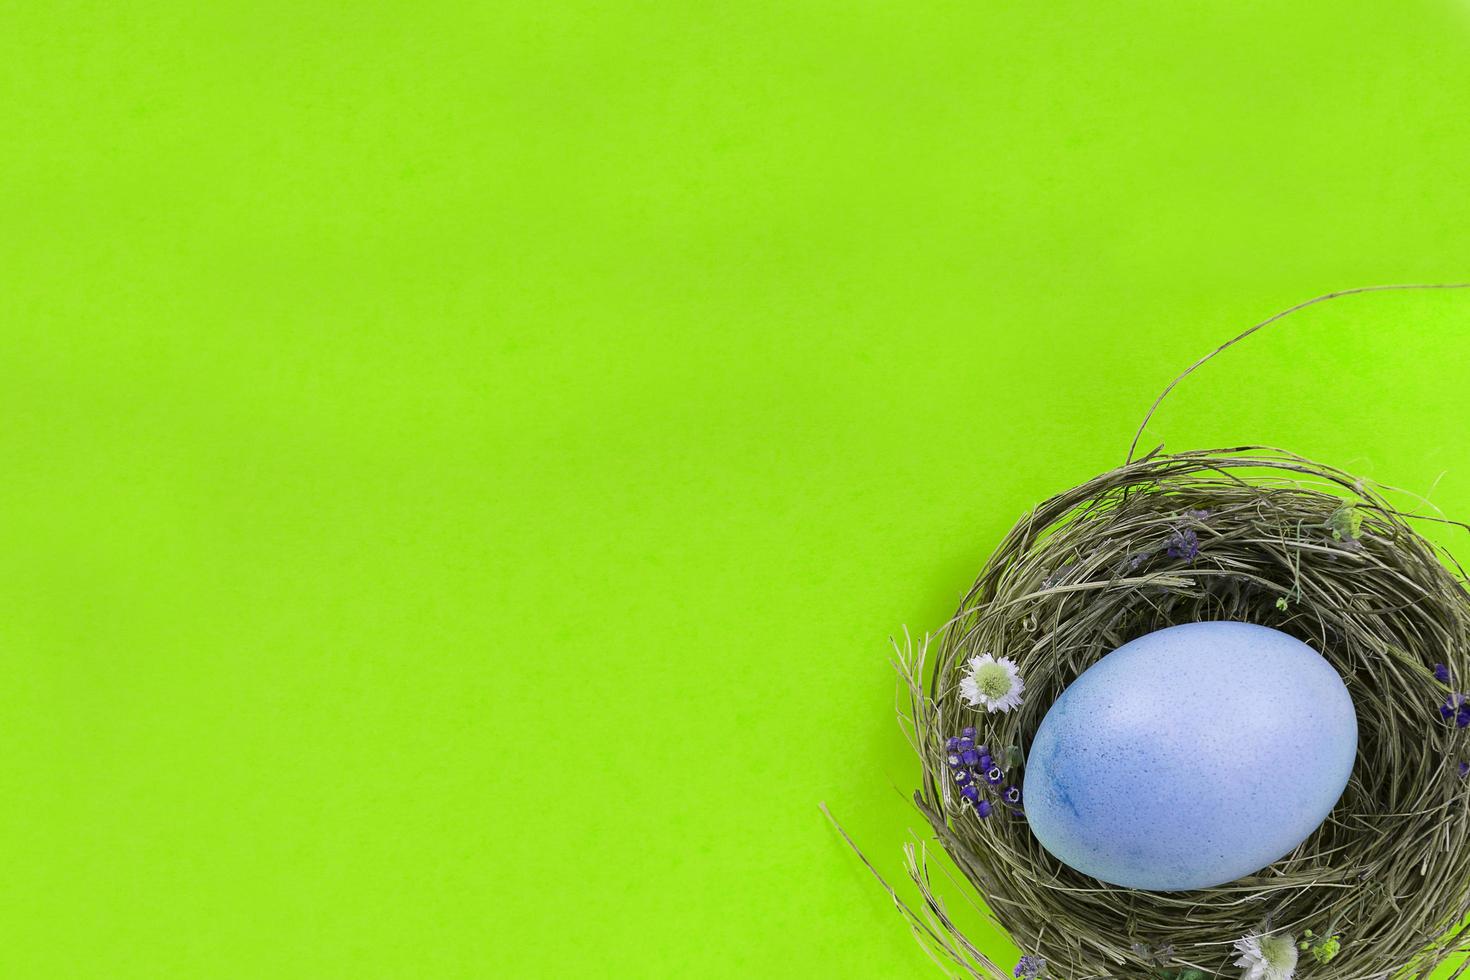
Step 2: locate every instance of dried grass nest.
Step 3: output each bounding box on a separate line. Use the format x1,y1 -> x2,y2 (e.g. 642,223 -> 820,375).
885,447 -> 1470,980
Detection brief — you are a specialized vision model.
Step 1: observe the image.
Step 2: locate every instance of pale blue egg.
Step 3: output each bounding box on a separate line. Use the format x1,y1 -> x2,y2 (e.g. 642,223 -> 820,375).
1022,621 -> 1357,891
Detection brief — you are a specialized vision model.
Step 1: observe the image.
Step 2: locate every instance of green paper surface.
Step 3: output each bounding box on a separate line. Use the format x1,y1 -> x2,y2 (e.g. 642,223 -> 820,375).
4,1 -> 1470,976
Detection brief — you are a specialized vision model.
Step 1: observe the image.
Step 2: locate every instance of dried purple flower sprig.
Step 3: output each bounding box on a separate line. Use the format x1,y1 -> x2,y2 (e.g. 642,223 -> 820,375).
1433,663 -> 1470,729
1440,694 -> 1470,728
1166,527 -> 1199,561
1122,508 -> 1212,572
945,726 -> 1023,819
1012,953 -> 1045,978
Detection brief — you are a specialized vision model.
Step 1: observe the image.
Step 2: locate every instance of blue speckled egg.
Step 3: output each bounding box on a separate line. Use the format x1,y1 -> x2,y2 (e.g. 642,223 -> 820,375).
1023,621 -> 1357,891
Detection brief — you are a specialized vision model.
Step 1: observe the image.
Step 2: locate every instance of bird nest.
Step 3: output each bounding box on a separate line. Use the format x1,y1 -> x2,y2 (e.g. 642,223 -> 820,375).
887,447 -> 1470,979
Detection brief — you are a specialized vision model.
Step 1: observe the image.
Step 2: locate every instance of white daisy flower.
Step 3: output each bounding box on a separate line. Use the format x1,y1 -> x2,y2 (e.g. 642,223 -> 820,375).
959,653 -> 1024,713
1233,931 -> 1298,980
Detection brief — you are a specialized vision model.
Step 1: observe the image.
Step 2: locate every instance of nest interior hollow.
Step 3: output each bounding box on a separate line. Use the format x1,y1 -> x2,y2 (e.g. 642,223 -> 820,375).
909,448 -> 1470,980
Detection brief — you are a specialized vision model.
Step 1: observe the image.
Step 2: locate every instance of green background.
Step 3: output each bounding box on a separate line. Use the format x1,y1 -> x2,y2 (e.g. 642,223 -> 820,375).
4,1 -> 1470,976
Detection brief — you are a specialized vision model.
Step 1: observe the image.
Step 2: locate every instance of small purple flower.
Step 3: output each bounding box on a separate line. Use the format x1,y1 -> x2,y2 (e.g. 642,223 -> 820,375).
978,753 -> 993,771
984,765 -> 1004,785
1013,954 -> 1045,979
1456,703 -> 1470,729
975,799 -> 992,818
953,769 -> 972,786
960,783 -> 980,802
1458,761 -> 1468,779
1441,692 -> 1466,721
957,737 -> 974,752
1003,785 -> 1023,806
960,748 -> 981,766
1437,663 -> 1452,684
947,752 -> 963,768
960,726 -> 977,740
946,736 -> 961,752
1185,508 -> 1211,521
1166,527 -> 1199,561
